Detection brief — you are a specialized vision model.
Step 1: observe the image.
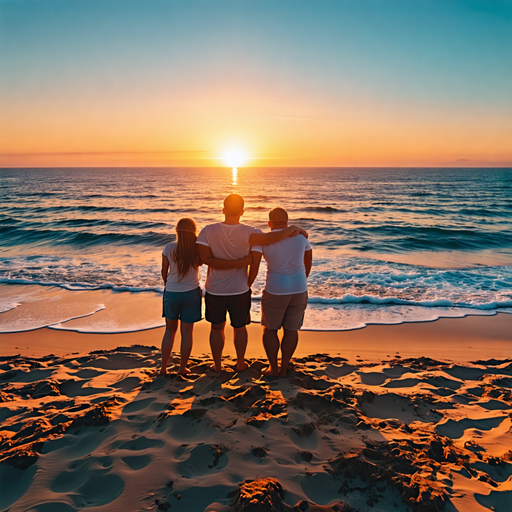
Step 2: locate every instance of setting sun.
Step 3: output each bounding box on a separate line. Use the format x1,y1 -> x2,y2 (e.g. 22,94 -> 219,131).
224,150 -> 245,168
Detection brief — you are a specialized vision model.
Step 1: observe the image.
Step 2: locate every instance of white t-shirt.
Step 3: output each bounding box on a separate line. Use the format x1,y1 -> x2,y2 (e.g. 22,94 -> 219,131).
162,242 -> 200,293
256,231 -> 312,295
196,222 -> 263,296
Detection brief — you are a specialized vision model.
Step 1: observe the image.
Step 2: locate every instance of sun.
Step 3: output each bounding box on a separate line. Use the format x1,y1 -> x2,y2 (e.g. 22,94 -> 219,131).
224,150 -> 245,168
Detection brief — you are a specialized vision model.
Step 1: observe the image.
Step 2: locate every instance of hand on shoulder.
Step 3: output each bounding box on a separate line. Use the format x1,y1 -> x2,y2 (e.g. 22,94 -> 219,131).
288,225 -> 308,239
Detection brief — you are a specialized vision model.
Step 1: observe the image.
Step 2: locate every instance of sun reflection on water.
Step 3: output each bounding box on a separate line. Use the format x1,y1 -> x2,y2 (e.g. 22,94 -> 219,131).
232,167 -> 238,186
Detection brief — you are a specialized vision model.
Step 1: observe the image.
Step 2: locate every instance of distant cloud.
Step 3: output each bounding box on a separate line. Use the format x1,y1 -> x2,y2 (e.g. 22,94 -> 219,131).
438,158 -> 512,167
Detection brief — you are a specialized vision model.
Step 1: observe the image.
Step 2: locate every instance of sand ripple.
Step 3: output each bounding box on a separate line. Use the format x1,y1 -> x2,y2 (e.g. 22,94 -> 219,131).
1,349 -> 512,511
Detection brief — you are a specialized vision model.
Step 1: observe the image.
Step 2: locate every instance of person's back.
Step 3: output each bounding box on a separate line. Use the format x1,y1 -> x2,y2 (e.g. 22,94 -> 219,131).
251,207 -> 313,377
159,218 -> 202,376
162,241 -> 200,292
196,194 -> 308,373
197,222 -> 259,296
260,233 -> 310,296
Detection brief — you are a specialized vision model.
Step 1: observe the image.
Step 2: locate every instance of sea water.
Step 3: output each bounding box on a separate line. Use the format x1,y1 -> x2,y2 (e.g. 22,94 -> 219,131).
1,167 -> 511,333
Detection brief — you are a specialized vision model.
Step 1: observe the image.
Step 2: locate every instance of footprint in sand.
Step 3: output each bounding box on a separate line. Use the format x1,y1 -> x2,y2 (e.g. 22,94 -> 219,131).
121,396 -> 156,413
176,444 -> 228,477
117,436 -> 164,451
357,371 -> 389,386
72,369 -> 105,379
121,454 -> 152,470
51,458 -> 124,508
475,489 -> 512,512
436,416 -> 508,439
59,379 -> 113,397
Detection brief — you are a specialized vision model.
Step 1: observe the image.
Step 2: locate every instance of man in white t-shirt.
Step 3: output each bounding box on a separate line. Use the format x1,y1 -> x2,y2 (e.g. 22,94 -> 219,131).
196,194 -> 308,373
251,207 -> 313,377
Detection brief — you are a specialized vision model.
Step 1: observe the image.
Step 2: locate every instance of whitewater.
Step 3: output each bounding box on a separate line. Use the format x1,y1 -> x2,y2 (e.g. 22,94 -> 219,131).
1,167 -> 511,333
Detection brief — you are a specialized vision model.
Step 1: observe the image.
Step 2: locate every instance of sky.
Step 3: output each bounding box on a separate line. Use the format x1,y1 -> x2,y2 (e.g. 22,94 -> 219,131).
0,0 -> 511,167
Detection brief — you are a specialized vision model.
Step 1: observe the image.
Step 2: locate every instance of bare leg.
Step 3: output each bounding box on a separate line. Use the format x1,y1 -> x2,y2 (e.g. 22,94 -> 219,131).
210,322 -> 226,372
262,327 -> 280,376
280,329 -> 298,377
178,322 -> 194,374
160,318 -> 178,375
233,326 -> 248,371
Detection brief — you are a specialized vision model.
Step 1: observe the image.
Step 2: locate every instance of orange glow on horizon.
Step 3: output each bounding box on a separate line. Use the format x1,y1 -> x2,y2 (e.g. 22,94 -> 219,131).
1,91 -> 511,168
223,150 -> 246,168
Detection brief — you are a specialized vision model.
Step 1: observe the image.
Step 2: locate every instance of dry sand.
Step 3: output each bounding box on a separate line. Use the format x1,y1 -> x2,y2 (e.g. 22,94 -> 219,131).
1,314 -> 511,511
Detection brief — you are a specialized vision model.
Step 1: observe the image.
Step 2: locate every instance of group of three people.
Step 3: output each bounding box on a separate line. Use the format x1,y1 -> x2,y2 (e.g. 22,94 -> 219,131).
160,193 -> 312,378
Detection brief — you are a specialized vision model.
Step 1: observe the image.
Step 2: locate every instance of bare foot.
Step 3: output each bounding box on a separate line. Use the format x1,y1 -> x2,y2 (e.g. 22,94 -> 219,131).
262,368 -> 279,377
208,364 -> 223,373
159,369 -> 167,376
236,361 -> 249,372
279,367 -> 289,378
178,367 -> 191,375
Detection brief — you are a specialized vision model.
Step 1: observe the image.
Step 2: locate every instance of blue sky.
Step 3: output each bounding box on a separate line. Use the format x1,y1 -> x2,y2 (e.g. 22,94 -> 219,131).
1,0 -> 511,166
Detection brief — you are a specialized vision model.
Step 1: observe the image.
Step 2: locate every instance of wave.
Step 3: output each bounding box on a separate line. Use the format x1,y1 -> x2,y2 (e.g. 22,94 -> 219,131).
0,226 -> 175,248
1,204 -> 198,216
49,321 -> 164,334
50,218 -> 169,230
19,191 -> 63,197
305,294 -> 512,310
1,294 -> 505,334
2,277 -> 511,313
300,308 -> 497,332
304,206 -> 342,212
82,193 -> 161,199
0,301 -> 20,314
0,216 -> 23,225
364,205 -> 512,218
311,224 -> 512,251
0,277 -> 164,294
0,304 -> 107,334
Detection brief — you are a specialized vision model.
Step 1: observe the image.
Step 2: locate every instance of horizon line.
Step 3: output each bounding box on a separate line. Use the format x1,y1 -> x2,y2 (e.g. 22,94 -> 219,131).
1,165 -> 511,170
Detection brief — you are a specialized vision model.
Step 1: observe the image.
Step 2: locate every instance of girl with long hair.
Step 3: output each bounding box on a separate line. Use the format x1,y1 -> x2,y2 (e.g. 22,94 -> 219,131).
160,218 -> 203,375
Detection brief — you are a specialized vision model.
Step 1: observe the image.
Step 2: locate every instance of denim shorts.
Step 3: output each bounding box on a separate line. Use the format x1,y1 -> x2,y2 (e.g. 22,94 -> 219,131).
162,287 -> 202,323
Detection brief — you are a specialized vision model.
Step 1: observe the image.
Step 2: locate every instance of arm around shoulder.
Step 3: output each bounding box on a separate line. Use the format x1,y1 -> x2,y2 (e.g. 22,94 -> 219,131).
249,226 -> 298,246
247,250 -> 263,288
196,243 -> 252,270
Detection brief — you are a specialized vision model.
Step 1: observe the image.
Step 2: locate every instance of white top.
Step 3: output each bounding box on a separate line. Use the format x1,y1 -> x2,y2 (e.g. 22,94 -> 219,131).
255,231 -> 312,295
162,242 -> 201,293
196,222 -> 263,296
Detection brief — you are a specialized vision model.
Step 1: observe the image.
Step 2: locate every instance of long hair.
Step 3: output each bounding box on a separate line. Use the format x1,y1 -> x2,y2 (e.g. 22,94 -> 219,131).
173,218 -> 200,279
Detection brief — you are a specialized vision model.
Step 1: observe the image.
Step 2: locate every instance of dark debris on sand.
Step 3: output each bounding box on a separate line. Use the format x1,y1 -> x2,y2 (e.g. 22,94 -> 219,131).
229,478 -> 354,512
327,438 -> 453,512
3,349 -> 512,511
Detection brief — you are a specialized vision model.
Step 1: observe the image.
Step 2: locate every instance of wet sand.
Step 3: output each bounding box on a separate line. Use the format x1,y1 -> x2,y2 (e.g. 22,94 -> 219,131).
1,313 -> 511,362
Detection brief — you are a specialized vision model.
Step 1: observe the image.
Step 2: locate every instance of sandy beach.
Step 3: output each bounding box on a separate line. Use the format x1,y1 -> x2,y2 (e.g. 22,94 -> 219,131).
3,0 -> 512,509
1,314 -> 511,512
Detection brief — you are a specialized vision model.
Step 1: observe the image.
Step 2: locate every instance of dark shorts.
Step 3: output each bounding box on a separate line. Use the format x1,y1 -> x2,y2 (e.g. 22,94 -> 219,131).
162,287 -> 202,323
205,290 -> 252,328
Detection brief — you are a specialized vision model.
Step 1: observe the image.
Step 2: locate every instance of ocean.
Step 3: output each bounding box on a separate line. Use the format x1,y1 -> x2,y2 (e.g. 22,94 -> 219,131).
1,167 -> 512,334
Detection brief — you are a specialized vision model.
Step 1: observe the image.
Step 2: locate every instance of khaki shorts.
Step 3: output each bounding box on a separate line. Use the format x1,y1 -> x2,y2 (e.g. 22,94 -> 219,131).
261,290 -> 308,331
